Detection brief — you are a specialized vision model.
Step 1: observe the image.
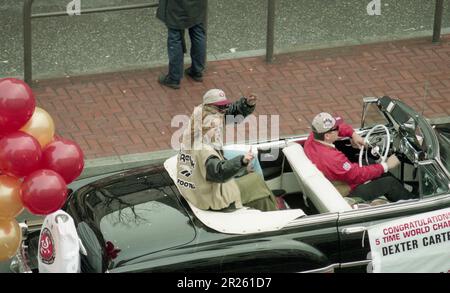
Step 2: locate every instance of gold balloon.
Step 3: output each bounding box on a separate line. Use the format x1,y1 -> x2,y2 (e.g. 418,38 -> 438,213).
20,107 -> 55,148
0,218 -> 21,261
0,175 -> 24,219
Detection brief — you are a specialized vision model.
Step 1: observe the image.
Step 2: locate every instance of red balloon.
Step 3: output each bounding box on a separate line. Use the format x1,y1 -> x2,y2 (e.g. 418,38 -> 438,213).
0,131 -> 42,177
42,138 -> 84,184
0,78 -> 36,136
20,169 -> 68,215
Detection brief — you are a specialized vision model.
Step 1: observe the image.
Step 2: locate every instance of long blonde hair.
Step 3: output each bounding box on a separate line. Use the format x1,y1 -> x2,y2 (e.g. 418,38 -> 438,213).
181,104 -> 223,150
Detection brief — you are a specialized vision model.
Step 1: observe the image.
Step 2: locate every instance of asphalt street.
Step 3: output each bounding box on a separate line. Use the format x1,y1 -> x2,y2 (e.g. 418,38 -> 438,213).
0,0 -> 449,79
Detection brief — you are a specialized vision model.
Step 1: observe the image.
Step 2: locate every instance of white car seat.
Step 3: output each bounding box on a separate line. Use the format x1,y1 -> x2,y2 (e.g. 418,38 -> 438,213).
282,143 -> 352,213
164,155 -> 306,235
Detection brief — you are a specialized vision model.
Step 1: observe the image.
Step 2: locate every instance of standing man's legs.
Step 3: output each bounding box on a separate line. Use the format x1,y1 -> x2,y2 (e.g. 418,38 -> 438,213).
185,23 -> 206,82
159,28 -> 183,89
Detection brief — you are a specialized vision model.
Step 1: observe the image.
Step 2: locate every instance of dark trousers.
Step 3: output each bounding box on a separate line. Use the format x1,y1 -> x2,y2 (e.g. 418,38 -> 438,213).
349,175 -> 418,202
167,23 -> 206,82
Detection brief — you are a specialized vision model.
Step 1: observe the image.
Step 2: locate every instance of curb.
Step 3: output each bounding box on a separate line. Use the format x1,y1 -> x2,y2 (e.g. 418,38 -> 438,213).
24,29 -> 450,82
211,29 -> 450,62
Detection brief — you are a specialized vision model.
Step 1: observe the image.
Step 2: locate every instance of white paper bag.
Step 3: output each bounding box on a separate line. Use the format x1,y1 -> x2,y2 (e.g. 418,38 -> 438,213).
38,210 -> 86,273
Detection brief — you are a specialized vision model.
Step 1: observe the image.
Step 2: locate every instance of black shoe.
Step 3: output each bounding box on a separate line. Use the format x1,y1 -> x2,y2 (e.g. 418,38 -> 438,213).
184,68 -> 203,82
158,75 -> 180,89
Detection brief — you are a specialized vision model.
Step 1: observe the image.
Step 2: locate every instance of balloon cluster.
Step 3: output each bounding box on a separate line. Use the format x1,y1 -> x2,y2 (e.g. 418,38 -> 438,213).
0,78 -> 84,261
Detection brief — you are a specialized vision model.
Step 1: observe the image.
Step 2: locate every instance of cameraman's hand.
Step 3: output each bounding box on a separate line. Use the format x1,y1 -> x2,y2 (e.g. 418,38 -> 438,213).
386,154 -> 400,170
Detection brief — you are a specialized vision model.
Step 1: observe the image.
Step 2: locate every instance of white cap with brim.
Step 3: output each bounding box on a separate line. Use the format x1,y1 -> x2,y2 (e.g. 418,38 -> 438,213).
203,89 -> 232,106
311,112 -> 343,134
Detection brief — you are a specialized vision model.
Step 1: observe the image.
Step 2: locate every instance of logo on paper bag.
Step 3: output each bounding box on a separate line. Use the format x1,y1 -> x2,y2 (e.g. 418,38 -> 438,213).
39,228 -> 55,265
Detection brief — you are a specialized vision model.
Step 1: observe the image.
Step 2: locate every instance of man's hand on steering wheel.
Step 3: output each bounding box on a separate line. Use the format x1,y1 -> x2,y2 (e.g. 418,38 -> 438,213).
359,124 -> 391,167
351,132 -> 366,149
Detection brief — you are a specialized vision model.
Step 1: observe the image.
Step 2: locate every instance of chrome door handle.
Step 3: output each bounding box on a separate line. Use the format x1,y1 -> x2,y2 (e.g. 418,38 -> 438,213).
341,227 -> 367,235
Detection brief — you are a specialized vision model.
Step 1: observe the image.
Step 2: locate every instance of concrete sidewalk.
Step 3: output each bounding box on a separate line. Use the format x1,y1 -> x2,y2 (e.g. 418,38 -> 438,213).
29,34 -> 450,177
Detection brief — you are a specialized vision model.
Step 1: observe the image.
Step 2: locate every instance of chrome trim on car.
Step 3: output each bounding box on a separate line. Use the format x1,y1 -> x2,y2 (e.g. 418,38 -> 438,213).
300,264 -> 338,273
341,226 -> 367,235
338,194 -> 450,222
10,223 -> 33,273
285,213 -> 339,228
361,97 -> 380,129
19,223 -> 29,241
340,260 -> 372,269
301,260 -> 372,273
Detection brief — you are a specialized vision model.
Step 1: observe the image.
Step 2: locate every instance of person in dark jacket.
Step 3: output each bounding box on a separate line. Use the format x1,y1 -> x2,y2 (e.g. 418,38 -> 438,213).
156,0 -> 207,89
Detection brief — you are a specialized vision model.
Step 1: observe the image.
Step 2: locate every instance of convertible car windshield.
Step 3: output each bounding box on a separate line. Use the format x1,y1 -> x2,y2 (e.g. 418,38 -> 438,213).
378,97 -> 438,160
79,171 -> 196,269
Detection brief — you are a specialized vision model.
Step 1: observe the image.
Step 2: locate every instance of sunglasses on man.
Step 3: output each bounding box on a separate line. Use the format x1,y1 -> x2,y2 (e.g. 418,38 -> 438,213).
326,126 -> 339,133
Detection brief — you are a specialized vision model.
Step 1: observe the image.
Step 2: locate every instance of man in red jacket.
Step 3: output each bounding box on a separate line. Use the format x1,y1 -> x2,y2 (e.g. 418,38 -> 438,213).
304,112 -> 416,202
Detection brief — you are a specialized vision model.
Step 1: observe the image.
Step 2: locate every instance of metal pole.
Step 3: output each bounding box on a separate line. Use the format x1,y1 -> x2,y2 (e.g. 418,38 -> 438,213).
266,0 -> 276,63
432,0 -> 444,43
23,0 -> 34,85
204,0 -> 208,66
22,1 -> 158,85
32,3 -> 158,19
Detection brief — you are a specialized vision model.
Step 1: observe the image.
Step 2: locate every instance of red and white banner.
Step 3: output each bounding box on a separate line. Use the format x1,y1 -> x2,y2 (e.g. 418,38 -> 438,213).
368,207 -> 450,273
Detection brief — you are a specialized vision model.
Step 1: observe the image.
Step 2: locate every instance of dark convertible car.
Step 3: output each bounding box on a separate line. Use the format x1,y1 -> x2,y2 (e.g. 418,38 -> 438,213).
11,96 -> 450,273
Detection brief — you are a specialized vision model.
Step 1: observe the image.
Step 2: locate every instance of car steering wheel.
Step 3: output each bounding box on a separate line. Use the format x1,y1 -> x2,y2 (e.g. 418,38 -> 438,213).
358,124 -> 391,167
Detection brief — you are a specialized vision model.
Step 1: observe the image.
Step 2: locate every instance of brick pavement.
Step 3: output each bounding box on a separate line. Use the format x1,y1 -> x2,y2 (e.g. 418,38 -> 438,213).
32,35 -> 450,159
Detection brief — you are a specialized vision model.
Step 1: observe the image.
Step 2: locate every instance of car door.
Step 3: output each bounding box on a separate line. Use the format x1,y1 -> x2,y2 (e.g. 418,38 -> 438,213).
337,163 -> 450,272
217,213 -> 342,273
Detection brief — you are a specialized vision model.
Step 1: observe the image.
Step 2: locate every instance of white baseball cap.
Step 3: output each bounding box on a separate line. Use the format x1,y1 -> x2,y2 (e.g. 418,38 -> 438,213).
203,89 -> 232,106
311,112 -> 343,134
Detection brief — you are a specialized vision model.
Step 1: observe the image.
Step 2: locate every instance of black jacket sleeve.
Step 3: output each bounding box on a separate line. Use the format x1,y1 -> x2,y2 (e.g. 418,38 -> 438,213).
224,97 -> 255,123
156,0 -> 207,30
205,155 -> 246,183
